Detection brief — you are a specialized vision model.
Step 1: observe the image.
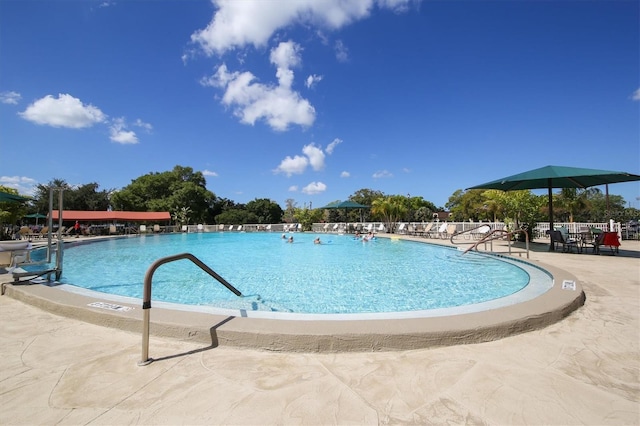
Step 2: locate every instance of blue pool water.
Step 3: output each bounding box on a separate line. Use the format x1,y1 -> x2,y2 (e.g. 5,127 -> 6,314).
29,232 -> 552,315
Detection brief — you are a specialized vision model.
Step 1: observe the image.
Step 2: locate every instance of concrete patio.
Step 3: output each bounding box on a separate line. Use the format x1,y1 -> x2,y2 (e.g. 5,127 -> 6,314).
0,237 -> 638,425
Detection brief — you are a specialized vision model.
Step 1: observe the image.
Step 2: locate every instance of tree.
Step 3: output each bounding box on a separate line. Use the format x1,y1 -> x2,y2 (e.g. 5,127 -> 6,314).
371,195 -> 407,232
215,209 -> 257,225
246,198 -> 283,224
283,198 -> 297,223
446,189 -> 486,221
0,186 -> 28,239
110,165 -> 216,222
556,188 -> 588,223
349,188 -> 384,222
31,180 -> 111,213
294,207 -> 324,231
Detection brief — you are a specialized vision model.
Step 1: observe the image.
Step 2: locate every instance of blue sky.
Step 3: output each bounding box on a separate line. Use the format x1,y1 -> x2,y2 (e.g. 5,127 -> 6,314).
1,0 -> 639,210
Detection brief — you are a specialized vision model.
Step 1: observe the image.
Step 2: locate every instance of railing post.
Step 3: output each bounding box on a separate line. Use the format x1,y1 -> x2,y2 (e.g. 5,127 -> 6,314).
138,253 -> 242,366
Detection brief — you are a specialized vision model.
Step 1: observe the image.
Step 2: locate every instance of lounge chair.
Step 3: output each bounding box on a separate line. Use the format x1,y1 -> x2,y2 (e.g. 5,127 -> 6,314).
397,223 -> 406,234
436,222 -> 448,239
377,223 -> 385,233
422,222 -> 435,238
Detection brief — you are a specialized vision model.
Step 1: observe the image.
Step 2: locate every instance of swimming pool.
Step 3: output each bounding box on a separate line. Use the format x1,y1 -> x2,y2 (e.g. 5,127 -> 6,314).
34,232 -> 553,317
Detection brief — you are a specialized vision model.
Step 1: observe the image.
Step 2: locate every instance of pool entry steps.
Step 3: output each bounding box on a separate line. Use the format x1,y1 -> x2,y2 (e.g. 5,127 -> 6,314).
139,253 -> 242,366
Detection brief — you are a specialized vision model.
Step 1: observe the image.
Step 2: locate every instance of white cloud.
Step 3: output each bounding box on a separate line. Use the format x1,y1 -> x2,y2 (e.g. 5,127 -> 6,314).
109,117 -> 139,144
302,181 -> 327,195
340,171 -> 350,178
19,94 -> 106,128
325,137 -> 342,154
305,74 -> 323,88
203,169 -> 218,177
134,119 -> 153,132
0,91 -> 21,105
302,143 -> 325,171
201,42 -> 316,131
288,185 -> 298,192
632,88 -> 640,101
0,175 -> 38,195
274,154 -> 309,176
373,170 -> 393,178
191,0 -> 412,55
334,40 -> 349,62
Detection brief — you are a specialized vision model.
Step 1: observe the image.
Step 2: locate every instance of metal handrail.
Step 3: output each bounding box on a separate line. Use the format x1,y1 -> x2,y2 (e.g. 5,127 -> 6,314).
461,229 -> 530,259
448,224 -> 493,242
139,253 -> 242,366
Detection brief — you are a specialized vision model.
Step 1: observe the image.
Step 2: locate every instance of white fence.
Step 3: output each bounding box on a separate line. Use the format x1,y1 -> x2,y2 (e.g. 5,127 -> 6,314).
169,220 -> 636,240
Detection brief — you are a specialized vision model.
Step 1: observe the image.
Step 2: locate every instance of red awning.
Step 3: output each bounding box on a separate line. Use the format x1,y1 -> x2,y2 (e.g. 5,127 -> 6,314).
49,210 -> 171,221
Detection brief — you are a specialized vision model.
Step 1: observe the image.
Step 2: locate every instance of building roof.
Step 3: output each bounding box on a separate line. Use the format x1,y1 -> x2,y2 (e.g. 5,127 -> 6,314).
50,210 -> 171,221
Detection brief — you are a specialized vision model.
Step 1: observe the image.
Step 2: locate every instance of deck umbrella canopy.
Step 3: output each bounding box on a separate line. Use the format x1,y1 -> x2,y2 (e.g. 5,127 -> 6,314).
466,165 -> 640,251
320,200 -> 370,223
0,191 -> 30,203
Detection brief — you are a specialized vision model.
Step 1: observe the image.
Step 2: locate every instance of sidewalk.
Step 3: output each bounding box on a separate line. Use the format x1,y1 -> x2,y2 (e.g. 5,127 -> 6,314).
1,238 -> 638,425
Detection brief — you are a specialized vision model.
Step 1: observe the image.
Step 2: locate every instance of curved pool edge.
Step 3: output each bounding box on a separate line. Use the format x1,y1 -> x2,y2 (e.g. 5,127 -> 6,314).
1,260 -> 585,352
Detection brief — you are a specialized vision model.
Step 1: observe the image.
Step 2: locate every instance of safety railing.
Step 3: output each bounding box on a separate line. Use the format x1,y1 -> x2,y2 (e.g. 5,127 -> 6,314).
459,229 -> 530,259
139,253 -> 242,366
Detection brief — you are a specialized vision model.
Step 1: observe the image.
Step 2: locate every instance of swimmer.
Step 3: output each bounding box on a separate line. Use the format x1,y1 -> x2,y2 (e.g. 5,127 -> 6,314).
314,237 -> 321,244
282,233 -> 286,239
288,236 -> 294,243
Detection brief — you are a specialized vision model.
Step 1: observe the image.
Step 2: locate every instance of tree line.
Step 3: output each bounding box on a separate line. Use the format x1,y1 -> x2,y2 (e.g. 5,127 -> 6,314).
2,164 -> 637,239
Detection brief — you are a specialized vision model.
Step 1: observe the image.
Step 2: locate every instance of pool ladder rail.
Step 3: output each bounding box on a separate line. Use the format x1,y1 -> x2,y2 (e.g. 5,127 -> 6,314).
450,226 -> 530,259
139,252 -> 242,366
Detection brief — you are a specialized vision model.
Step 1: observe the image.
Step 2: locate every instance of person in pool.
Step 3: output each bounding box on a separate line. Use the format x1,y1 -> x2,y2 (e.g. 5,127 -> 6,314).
314,237 -> 321,244
288,236 -> 294,243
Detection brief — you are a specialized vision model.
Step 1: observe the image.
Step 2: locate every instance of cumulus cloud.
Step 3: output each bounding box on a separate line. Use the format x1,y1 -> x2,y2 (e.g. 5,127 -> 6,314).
109,117 -> 138,144
275,141 -> 338,176
0,91 -> 21,105
19,94 -> 106,128
191,0 -> 416,55
134,118 -> 153,132
632,88 -> 640,101
340,171 -> 350,178
288,185 -> 298,192
373,170 -> 393,178
0,175 -> 37,195
305,74 -> 323,88
203,169 -> 219,177
302,181 -> 327,195
325,138 -> 342,154
302,143 -> 325,171
201,41 -> 315,131
274,154 -> 309,176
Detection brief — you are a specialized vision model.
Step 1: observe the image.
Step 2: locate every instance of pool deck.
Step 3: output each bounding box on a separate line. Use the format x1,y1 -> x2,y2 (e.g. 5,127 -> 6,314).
1,235 -> 639,424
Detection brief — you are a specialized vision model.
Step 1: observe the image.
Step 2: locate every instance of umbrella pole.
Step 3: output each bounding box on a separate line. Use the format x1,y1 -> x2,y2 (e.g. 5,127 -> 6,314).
548,181 -> 555,251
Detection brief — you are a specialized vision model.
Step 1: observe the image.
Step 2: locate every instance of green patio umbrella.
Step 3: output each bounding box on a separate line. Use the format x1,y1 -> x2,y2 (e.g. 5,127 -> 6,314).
467,165 -> 640,250
320,200 -> 370,223
24,213 -> 47,225
0,190 -> 30,203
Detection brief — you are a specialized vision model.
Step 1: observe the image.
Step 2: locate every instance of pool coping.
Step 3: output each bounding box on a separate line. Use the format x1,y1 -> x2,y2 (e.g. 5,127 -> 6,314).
0,240 -> 585,352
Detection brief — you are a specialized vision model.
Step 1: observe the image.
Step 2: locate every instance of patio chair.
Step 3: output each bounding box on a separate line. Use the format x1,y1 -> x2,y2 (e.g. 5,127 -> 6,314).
552,228 -> 580,253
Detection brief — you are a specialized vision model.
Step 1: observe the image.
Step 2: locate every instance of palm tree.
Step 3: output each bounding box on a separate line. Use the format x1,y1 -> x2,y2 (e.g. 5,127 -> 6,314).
557,188 -> 587,223
371,196 -> 407,232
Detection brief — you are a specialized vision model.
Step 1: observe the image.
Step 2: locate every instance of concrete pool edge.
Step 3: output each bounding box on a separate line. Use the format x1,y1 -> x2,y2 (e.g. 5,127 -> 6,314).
1,260 -> 584,352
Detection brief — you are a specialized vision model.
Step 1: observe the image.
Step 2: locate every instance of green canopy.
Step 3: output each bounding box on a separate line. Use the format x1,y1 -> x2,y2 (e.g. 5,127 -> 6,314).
467,165 -> 640,250
467,165 -> 640,191
0,190 -> 31,203
320,200 -> 369,223
320,200 -> 369,209
24,213 -> 46,219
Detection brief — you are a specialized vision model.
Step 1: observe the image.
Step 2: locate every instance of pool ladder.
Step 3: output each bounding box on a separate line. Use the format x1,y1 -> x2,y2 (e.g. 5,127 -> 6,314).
139,253 -> 242,366
456,228 -> 530,258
